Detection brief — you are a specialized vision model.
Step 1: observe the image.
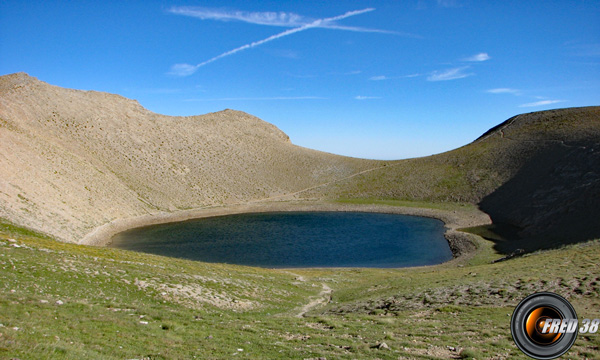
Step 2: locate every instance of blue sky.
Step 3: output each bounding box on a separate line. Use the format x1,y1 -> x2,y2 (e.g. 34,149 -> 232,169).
1,1 -> 599,159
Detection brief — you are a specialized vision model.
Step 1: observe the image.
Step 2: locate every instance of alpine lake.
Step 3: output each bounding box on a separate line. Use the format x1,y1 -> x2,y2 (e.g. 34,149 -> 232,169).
109,212 -> 452,268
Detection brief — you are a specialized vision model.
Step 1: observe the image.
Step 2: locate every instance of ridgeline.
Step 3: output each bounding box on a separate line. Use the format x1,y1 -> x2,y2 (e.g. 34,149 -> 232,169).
1,73 -> 598,252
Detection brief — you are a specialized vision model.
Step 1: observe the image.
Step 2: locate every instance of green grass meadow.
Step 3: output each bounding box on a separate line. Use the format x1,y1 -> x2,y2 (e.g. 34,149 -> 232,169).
1,217 -> 599,359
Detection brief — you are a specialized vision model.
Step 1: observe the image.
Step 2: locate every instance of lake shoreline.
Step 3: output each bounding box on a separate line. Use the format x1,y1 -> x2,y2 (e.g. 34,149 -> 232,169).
79,200 -> 492,261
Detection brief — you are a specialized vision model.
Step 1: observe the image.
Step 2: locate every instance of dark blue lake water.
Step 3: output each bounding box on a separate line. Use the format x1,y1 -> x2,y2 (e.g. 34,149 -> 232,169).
109,212 -> 452,268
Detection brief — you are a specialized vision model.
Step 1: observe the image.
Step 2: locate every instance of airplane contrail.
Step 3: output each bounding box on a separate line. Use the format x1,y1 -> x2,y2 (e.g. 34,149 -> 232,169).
170,8 -> 375,76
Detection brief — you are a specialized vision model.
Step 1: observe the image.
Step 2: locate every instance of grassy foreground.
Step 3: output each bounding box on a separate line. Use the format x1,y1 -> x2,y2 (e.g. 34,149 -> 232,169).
1,219 -> 599,359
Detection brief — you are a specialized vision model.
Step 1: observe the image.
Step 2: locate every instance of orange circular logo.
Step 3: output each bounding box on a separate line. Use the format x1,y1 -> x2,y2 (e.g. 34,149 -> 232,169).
511,292 -> 578,359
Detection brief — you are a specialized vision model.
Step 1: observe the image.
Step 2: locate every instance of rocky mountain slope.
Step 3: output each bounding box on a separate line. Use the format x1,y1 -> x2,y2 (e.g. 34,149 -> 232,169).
0,73 -> 376,242
1,72 -> 598,252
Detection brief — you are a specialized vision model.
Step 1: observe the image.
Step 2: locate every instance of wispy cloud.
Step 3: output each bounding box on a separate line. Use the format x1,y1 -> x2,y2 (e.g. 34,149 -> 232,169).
318,24 -> 411,36
463,52 -> 491,62
486,88 -> 521,95
519,99 -> 565,107
486,88 -> 566,108
169,8 -> 376,76
168,6 -> 402,35
369,75 -> 389,81
185,96 -> 327,102
168,7 -> 305,26
327,70 -> 362,76
168,64 -> 201,77
369,73 -> 421,81
354,95 -> 381,100
421,53 -> 487,82
427,66 -> 472,81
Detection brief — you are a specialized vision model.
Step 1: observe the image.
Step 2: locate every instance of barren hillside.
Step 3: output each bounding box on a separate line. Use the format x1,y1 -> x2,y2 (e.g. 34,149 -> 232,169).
0,73 -> 376,242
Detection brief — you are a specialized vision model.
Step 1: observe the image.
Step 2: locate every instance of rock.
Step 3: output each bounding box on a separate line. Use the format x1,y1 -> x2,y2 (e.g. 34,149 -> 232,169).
370,342 -> 389,350
56,300 -> 64,305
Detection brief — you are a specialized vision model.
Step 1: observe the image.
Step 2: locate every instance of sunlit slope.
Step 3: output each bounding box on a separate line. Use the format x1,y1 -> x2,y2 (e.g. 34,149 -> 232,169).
0,73 -> 376,242
306,106 -> 600,251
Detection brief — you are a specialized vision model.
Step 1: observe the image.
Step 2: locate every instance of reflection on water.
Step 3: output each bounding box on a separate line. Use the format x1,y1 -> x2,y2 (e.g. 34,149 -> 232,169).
109,212 -> 452,268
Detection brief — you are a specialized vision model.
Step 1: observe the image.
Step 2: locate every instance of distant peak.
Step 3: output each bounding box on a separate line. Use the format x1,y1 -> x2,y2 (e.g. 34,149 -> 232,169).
6,71 -> 33,77
219,109 -> 250,116
206,109 -> 258,119
0,72 -> 40,90
3,72 -> 37,80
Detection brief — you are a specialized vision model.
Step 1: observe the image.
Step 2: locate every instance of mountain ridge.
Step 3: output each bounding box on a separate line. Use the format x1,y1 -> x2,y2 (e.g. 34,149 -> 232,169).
1,73 -> 598,252
0,73 -> 376,242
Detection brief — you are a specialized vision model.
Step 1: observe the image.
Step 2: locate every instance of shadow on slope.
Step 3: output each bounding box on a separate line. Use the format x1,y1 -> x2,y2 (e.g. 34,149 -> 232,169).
476,141 -> 600,253
312,106 -> 600,254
